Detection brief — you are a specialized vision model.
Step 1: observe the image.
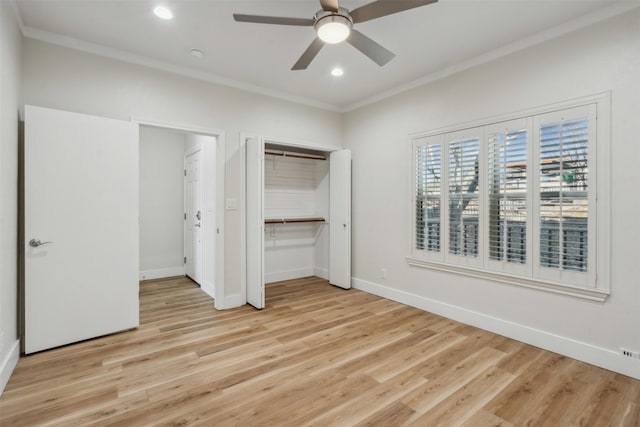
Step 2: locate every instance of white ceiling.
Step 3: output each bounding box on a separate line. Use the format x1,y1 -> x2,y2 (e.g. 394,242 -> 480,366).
13,0 -> 639,111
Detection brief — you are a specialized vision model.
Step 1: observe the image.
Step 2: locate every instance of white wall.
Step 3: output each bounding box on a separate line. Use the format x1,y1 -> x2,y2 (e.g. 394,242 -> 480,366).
343,10 -> 640,378
139,126 -> 185,280
21,39 -> 343,307
0,2 -> 23,393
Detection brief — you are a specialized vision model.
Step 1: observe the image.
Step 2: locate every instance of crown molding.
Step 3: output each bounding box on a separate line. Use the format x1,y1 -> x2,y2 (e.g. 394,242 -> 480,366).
19,26 -> 342,113
341,0 -> 640,112
10,0 -> 639,114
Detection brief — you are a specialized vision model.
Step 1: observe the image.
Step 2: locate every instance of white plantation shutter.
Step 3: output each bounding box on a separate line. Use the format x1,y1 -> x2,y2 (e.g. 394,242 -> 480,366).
486,119 -> 529,274
448,136 -> 480,261
534,105 -> 595,287
410,98 -> 605,297
414,137 -> 443,260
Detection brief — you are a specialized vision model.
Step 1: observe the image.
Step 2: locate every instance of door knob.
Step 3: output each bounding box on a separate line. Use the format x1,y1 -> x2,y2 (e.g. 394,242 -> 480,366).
195,223 -> 201,228
196,210 -> 201,220
29,238 -> 53,247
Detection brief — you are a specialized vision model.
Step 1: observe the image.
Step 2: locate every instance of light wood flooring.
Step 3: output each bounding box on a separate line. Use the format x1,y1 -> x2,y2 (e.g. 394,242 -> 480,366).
1,276 -> 638,426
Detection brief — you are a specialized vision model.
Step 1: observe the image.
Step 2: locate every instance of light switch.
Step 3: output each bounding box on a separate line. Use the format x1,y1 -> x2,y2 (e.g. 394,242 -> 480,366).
226,198 -> 238,210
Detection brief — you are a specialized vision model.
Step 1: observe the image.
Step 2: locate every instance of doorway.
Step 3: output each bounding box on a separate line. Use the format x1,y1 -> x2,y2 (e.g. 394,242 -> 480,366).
243,135 -> 351,310
138,124 -> 224,304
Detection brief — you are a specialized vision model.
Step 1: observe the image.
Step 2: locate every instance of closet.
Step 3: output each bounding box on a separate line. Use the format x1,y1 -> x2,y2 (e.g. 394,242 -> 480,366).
245,137 -> 351,309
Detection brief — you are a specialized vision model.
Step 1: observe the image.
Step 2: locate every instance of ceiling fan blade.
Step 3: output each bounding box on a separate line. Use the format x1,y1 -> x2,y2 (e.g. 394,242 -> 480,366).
346,29 -> 395,66
292,38 -> 325,70
350,0 -> 438,24
319,0 -> 339,12
233,14 -> 314,26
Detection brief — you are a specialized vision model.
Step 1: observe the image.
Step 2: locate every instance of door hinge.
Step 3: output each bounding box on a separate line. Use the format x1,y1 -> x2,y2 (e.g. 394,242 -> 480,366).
184,256 -> 187,264
184,213 -> 187,220
184,169 -> 187,176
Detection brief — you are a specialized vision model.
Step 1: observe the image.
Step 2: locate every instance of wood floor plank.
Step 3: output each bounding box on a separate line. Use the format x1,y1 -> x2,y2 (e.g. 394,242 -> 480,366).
407,366 -> 516,426
1,276 -> 638,426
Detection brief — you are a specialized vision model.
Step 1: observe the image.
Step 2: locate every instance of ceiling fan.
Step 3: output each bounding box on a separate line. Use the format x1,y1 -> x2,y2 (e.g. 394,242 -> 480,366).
233,0 -> 438,70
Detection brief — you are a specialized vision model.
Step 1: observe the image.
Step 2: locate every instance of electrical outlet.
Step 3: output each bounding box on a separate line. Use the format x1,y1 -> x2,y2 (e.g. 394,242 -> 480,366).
381,268 -> 387,280
621,348 -> 640,360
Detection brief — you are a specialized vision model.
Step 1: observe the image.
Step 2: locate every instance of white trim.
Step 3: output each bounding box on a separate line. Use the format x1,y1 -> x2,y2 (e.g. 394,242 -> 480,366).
20,26 -> 340,113
0,339 -> 20,395
214,136 -> 226,310
265,267 -> 315,284
409,92 -> 610,139
406,257 -> 608,302
343,2 -> 640,112
201,280 -> 215,300
139,267 -> 185,281
133,117 -> 224,138
224,294 -> 244,309
239,134 -> 248,307
353,278 -> 639,380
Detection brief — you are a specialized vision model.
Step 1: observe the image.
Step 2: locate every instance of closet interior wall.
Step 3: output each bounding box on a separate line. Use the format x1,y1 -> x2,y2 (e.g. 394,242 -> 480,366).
264,146 -> 329,283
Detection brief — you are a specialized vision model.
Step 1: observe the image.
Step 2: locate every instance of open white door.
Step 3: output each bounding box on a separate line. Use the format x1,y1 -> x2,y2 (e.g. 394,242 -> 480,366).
330,149 -> 352,289
184,147 -> 203,284
24,105 -> 139,354
245,136 -> 265,309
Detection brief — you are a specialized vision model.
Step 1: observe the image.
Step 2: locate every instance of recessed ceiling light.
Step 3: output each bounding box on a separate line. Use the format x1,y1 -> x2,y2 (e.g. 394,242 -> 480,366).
190,49 -> 204,59
331,68 -> 344,77
153,6 -> 173,20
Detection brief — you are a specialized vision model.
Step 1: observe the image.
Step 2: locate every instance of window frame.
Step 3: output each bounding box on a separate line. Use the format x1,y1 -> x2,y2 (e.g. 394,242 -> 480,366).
407,93 -> 610,302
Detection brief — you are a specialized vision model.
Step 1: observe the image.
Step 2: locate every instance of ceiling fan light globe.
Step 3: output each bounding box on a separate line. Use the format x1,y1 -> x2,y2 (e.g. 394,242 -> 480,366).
316,15 -> 352,44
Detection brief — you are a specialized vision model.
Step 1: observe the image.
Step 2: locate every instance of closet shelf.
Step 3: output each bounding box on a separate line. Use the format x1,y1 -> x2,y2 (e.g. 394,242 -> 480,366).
265,217 -> 326,224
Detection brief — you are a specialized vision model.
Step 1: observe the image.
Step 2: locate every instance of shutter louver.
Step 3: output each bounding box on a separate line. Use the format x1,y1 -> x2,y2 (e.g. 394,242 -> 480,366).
448,138 -> 480,257
539,118 -> 589,272
415,144 -> 441,252
488,128 -> 528,264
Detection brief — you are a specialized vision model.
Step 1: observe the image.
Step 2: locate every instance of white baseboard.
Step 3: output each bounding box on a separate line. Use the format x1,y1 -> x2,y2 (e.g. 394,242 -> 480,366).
0,339 -> 20,396
314,266 -> 329,280
265,267 -> 315,284
201,280 -> 215,299
353,277 -> 640,380
139,267 -> 185,281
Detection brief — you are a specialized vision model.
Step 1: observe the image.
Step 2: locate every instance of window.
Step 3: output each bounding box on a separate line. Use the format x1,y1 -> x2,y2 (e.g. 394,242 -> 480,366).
409,97 -> 609,300
415,142 -> 442,253
448,136 -> 480,259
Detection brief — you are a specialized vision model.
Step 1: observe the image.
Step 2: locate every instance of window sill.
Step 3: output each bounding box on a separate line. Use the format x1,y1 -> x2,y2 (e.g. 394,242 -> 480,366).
406,257 -> 609,302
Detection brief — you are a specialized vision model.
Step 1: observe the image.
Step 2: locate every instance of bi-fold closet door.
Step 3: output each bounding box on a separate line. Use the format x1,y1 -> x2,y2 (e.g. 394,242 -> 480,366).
245,136 -> 351,310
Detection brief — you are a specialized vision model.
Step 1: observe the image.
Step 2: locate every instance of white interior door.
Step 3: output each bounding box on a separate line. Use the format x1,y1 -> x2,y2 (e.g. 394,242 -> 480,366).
246,135 -> 265,309
24,105 -> 139,354
184,148 -> 203,284
330,149 -> 352,289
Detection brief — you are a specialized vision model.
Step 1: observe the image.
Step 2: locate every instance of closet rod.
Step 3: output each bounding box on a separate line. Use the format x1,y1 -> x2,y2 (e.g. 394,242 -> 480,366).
264,150 -> 326,161
265,217 -> 326,224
